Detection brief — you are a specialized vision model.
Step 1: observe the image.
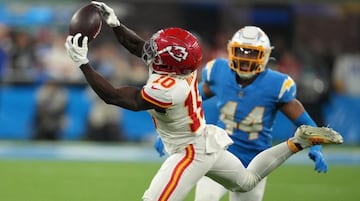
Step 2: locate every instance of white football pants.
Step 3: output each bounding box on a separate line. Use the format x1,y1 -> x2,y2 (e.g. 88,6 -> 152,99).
195,175 -> 267,201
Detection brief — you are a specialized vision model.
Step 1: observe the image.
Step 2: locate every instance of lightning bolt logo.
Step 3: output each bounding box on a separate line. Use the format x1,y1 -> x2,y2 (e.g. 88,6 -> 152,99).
279,77 -> 294,99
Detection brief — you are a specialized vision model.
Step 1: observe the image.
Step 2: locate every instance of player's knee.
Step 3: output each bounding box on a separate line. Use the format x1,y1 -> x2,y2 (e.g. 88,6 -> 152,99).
231,180 -> 258,193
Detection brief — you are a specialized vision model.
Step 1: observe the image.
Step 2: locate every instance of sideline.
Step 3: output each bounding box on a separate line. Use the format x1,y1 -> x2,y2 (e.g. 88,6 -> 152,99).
0,141 -> 359,165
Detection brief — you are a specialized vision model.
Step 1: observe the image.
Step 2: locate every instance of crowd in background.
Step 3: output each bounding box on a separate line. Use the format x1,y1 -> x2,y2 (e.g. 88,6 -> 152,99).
1,1 -> 360,141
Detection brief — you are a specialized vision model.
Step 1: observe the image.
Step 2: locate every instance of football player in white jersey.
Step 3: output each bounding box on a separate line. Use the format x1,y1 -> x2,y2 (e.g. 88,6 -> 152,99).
64,2 -> 343,200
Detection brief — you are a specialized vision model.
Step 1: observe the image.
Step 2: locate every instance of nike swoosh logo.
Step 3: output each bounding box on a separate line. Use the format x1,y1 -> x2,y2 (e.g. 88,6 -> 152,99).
151,85 -> 160,90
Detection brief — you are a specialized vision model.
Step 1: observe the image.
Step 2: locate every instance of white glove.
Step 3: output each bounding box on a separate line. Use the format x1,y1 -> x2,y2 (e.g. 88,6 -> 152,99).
91,1 -> 120,27
65,33 -> 89,67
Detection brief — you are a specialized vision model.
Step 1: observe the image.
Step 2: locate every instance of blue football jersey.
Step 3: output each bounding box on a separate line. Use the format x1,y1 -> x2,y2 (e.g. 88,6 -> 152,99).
202,58 -> 296,166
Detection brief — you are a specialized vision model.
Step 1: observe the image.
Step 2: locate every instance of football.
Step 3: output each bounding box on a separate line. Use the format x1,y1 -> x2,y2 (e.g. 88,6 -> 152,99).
69,4 -> 102,43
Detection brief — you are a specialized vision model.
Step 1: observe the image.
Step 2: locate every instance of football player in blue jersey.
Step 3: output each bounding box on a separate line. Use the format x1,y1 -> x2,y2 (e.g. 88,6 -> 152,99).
154,26 -> 329,201
194,26 -> 328,201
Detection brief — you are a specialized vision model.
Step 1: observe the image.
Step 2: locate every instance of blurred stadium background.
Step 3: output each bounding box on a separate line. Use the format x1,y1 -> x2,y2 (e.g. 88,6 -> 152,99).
0,0 -> 359,201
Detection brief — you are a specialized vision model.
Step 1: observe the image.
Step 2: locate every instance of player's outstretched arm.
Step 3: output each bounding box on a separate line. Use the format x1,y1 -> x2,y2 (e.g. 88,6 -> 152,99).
92,1 -> 144,57
65,33 -> 152,111
112,25 -> 145,58
80,63 -> 151,111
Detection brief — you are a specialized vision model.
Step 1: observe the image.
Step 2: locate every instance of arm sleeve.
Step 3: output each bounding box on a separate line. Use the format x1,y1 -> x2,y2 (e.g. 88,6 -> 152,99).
141,85 -> 172,109
294,111 -> 317,127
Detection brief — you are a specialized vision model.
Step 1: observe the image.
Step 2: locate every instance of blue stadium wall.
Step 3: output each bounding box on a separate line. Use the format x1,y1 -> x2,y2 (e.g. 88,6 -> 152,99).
0,85 -> 359,144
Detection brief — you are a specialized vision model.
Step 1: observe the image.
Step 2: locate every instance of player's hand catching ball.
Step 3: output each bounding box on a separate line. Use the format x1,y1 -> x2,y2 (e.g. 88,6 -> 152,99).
91,1 -> 120,27
65,33 -> 89,67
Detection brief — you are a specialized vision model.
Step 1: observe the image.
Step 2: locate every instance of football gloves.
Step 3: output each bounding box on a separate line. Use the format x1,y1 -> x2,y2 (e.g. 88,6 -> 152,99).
65,33 -> 89,67
91,1 -> 120,28
309,145 -> 328,173
154,136 -> 165,157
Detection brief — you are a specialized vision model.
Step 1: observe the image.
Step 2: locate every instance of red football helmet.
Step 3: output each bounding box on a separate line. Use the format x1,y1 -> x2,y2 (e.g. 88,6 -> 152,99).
141,27 -> 203,76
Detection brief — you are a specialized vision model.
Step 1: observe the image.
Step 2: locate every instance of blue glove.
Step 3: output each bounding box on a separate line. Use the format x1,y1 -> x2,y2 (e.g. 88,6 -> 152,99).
308,145 -> 328,173
154,136 -> 165,157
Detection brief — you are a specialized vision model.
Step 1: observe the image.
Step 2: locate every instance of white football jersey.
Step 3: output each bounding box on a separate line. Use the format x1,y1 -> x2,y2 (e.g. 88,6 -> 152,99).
141,71 -> 206,153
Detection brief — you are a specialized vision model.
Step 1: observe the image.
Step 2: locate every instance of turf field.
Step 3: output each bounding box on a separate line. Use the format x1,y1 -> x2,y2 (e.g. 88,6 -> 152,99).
0,160 -> 358,201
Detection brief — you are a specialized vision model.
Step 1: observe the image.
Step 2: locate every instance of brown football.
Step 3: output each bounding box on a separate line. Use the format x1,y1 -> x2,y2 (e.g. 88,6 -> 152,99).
69,4 -> 102,43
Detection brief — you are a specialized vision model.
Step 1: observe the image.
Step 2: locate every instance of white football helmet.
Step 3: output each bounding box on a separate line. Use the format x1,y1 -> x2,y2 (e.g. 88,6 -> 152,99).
227,26 -> 273,79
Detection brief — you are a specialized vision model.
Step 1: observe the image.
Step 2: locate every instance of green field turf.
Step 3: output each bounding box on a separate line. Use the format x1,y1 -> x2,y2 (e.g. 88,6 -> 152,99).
0,160 -> 358,201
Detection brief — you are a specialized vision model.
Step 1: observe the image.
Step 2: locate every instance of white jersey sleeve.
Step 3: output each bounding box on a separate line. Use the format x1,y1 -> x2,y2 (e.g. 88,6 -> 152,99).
141,72 -> 206,153
142,75 -> 173,109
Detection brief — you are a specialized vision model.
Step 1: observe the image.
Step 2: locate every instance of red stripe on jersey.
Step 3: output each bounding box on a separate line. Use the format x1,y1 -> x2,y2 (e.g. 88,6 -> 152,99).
141,89 -> 172,109
159,145 -> 195,201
